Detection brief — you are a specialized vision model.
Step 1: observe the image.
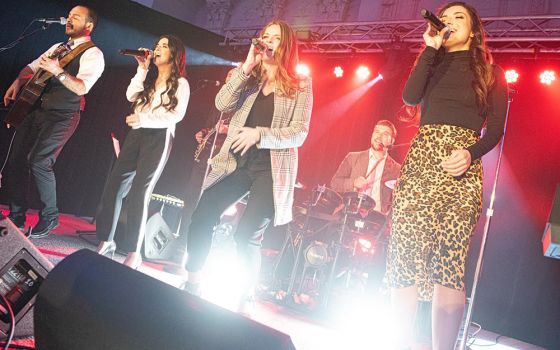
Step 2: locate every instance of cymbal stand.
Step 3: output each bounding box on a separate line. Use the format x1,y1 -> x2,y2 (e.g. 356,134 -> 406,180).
271,222 -> 301,291
283,185 -> 326,297
322,195 -> 353,308
341,238 -> 359,289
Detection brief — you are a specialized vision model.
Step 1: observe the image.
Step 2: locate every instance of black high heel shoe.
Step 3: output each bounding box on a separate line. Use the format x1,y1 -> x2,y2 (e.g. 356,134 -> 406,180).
96,241 -> 116,258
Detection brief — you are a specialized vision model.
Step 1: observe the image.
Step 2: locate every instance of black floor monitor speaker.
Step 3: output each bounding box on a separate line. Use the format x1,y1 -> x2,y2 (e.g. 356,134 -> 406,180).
112,195 -> 181,261
34,249 -> 297,350
0,217 -> 53,338
143,212 -> 177,260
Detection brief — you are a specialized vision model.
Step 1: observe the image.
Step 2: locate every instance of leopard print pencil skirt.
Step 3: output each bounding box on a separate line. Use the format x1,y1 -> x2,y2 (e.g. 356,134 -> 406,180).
387,124 -> 483,301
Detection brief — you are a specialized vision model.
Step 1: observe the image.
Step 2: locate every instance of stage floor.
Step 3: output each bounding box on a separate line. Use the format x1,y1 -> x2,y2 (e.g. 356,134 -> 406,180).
3,207 -> 546,350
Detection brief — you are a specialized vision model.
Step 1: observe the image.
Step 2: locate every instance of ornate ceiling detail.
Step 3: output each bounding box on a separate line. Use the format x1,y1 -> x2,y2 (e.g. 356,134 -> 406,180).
318,0 -> 350,22
206,0 -> 233,30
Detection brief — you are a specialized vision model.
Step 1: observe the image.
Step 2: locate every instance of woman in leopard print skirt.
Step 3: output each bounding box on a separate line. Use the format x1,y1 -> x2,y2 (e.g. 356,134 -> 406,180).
386,2 -> 508,349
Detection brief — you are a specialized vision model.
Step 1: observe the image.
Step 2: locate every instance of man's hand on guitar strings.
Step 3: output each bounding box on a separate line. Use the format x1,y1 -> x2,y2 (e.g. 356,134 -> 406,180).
38,54 -> 63,76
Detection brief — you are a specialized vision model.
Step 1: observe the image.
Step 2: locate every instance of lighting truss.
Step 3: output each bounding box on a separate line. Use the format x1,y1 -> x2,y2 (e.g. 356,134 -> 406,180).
220,15 -> 560,54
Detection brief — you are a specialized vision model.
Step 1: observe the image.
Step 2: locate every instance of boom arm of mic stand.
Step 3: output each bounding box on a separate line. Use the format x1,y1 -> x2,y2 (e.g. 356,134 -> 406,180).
457,87 -> 514,350
0,20 -> 51,53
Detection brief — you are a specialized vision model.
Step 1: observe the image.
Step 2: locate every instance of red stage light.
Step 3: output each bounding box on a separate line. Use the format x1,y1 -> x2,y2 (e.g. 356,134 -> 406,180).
505,69 -> 519,84
540,70 -> 556,85
334,66 -> 344,78
356,66 -> 371,80
296,63 -> 310,77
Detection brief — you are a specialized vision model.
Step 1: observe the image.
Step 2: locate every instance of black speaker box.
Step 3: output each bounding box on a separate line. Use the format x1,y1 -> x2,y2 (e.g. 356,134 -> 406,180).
143,212 -> 176,260
34,249 -> 297,350
0,217 -> 53,338
112,199 -> 179,261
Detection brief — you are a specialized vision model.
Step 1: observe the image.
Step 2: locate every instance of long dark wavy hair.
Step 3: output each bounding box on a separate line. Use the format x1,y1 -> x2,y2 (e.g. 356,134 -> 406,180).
414,2 -> 495,113
132,35 -> 186,112
252,20 -> 301,98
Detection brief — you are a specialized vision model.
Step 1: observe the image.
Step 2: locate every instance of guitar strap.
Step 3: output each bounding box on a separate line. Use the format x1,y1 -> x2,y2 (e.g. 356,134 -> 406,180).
36,41 -> 96,84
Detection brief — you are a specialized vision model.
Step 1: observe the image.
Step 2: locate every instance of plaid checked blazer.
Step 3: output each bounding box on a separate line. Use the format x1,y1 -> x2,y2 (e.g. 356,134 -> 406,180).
203,67 -> 313,225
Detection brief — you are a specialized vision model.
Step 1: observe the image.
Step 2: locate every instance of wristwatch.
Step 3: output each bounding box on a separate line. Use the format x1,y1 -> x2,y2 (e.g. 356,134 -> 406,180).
56,71 -> 67,82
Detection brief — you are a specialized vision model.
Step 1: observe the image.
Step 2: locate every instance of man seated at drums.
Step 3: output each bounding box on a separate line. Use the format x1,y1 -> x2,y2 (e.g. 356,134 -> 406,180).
330,119 -> 402,295
330,119 -> 401,215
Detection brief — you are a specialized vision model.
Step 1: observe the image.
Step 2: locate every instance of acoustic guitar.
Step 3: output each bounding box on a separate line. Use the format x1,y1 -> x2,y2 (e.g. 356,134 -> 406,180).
4,43 -> 72,127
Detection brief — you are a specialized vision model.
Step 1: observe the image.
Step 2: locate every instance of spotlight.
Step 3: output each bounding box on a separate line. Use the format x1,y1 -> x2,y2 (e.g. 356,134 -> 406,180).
356,66 -> 371,80
505,69 -> 519,84
333,66 -> 344,78
540,70 -> 556,85
296,63 -> 310,77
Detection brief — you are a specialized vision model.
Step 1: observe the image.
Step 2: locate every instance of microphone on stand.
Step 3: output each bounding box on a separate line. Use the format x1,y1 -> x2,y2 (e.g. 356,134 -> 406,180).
118,49 -> 153,58
36,17 -> 67,25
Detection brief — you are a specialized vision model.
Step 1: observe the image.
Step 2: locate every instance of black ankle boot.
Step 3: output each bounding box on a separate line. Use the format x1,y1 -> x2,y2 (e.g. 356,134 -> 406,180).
29,215 -> 59,239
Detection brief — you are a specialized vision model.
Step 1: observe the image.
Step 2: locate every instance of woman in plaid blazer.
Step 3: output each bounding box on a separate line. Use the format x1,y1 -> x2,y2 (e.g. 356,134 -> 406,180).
182,20 -> 313,312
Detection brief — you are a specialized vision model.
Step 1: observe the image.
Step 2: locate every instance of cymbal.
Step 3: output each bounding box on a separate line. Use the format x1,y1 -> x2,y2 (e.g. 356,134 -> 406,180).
384,179 -> 397,190
294,180 -> 305,189
293,205 -> 340,222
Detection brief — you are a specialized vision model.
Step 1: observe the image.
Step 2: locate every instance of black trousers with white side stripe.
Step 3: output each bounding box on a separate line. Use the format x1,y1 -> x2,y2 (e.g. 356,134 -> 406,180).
96,128 -> 172,253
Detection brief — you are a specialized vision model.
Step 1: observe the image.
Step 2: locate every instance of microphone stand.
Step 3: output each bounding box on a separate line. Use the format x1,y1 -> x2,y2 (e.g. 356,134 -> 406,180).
457,86 -> 515,350
0,20 -> 52,54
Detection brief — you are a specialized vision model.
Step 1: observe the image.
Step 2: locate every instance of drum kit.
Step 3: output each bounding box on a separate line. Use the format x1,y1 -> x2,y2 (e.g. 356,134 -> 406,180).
272,180 -> 397,307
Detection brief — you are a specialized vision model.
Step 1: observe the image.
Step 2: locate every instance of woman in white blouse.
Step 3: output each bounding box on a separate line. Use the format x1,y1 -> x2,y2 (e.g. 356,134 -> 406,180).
95,35 -> 190,269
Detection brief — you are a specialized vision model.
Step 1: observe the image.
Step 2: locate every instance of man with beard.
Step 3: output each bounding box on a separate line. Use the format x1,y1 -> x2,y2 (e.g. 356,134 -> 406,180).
330,119 -> 401,294
2,5 -> 105,238
331,119 -> 401,215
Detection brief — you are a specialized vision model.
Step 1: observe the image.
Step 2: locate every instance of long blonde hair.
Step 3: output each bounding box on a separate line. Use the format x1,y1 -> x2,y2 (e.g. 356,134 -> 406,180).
252,20 -> 301,98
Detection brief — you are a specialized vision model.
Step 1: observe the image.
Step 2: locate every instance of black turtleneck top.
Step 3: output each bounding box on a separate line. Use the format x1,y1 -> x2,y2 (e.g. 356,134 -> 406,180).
402,46 -> 508,160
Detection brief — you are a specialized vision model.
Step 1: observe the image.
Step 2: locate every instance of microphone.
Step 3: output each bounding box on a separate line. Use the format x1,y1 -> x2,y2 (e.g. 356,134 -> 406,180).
118,49 -> 153,58
251,38 -> 273,56
36,17 -> 67,25
390,142 -> 411,148
420,9 -> 448,31
198,79 -> 221,87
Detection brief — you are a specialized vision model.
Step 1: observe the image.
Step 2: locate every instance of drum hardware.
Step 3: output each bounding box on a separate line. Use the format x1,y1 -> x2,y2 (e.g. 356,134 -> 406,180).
272,185 -> 390,308
272,185 -> 343,300
342,191 -> 375,215
322,191 -> 386,306
322,199 -> 354,307
285,185 -> 327,296
304,241 -> 330,267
